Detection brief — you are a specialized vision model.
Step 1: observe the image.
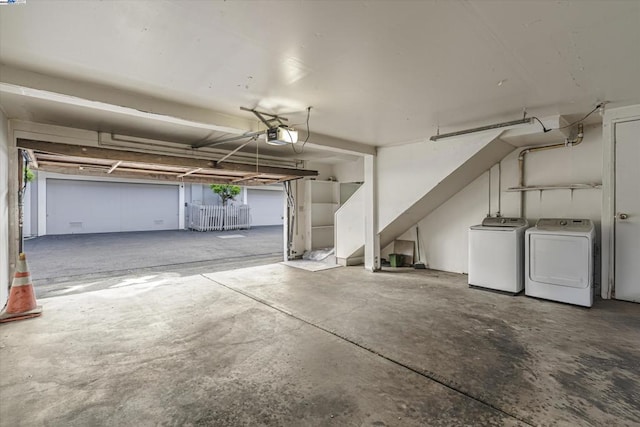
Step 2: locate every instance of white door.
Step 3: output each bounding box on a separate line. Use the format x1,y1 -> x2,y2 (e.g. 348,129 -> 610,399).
614,119 -> 640,302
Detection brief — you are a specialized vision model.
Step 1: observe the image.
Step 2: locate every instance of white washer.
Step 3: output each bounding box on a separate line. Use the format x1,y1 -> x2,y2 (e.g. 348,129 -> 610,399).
468,217 -> 529,294
525,218 -> 595,307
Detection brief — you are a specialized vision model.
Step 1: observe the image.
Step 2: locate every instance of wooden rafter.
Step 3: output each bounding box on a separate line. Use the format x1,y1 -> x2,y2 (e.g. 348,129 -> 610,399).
107,160 -> 122,174
231,173 -> 261,183
176,168 -> 202,178
17,139 -> 318,178
36,163 -> 297,186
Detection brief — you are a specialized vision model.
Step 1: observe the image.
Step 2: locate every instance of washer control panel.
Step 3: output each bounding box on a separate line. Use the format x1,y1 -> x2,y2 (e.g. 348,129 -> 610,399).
481,217 -> 528,228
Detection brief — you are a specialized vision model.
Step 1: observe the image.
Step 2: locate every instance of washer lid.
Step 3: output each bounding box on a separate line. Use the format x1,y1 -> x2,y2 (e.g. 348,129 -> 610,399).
479,217 -> 529,228
535,218 -> 594,232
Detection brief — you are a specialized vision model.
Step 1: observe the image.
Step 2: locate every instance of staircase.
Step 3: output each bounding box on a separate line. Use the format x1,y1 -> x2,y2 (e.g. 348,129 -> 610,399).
335,130 -> 515,263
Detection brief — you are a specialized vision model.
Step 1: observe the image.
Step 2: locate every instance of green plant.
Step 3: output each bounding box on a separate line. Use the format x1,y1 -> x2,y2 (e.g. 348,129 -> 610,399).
24,167 -> 35,183
210,184 -> 241,206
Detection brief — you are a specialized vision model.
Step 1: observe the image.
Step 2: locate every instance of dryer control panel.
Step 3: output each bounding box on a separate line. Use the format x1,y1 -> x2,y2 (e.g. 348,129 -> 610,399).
535,218 -> 593,231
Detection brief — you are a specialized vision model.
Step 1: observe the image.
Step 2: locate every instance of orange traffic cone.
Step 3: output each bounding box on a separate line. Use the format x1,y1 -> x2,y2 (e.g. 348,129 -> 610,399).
0,253 -> 42,323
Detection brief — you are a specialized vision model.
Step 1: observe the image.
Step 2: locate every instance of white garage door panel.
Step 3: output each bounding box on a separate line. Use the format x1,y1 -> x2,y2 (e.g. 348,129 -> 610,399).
47,180 -> 178,234
248,189 -> 283,226
119,183 -> 179,232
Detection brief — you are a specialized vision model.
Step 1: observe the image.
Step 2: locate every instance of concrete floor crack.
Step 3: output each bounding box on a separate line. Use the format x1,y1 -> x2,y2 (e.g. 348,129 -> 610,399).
201,274 -> 536,427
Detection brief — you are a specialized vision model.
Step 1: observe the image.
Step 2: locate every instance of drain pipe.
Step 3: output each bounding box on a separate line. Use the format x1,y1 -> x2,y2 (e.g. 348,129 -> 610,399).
517,123 -> 584,216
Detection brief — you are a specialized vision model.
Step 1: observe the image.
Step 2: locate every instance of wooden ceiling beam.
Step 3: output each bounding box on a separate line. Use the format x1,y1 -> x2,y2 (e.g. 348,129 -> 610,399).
17,139 -> 318,178
231,173 -> 261,183
37,160 -> 251,181
35,164 -> 276,185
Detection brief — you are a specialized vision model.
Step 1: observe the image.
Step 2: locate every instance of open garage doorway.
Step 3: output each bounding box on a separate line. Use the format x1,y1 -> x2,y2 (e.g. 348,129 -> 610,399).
17,139 -> 316,297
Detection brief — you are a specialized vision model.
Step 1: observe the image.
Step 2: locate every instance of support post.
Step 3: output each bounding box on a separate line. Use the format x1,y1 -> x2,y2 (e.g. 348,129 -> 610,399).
8,122 -> 19,283
364,154 -> 380,271
37,171 -> 47,236
178,184 -> 185,230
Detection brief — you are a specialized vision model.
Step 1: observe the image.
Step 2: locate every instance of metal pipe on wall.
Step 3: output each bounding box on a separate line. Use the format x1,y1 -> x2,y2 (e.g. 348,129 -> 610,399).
517,123 -> 584,216
497,161 -> 501,217
487,163 -> 502,218
487,169 -> 491,217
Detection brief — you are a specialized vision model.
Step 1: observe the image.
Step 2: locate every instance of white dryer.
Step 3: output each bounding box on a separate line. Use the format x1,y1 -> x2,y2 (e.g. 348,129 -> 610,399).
525,218 -> 595,307
468,217 -> 529,294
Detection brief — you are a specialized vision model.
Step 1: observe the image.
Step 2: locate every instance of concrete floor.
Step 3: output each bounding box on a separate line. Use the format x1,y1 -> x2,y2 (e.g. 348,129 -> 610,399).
23,227 -> 283,295
1,264 -> 639,426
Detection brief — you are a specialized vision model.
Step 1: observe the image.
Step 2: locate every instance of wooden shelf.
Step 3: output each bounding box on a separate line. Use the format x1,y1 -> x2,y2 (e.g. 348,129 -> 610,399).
507,183 -> 602,192
305,180 -> 340,251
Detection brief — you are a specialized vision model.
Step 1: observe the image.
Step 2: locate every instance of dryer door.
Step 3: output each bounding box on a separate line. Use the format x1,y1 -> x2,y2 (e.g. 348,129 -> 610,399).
529,234 -> 591,288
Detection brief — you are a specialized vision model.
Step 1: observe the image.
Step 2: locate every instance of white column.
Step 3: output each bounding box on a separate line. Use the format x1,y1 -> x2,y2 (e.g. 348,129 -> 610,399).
283,184 -> 289,261
364,154 -> 380,271
178,183 -> 185,230
242,187 -> 248,205
0,113 -> 10,305
37,170 -> 47,236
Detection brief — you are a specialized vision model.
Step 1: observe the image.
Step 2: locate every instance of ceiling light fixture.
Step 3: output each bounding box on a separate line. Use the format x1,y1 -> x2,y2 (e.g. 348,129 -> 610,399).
430,117 -> 533,142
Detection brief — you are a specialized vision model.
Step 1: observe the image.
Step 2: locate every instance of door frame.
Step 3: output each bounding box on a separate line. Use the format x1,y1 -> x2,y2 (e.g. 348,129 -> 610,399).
601,105 -> 640,299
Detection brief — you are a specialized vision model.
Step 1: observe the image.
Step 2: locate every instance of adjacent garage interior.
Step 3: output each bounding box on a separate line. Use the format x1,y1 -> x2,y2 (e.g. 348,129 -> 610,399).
1,1 -> 639,426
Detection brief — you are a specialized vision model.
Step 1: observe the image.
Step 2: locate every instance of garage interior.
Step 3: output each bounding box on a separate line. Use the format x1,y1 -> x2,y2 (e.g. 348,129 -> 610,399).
1,1 -> 639,426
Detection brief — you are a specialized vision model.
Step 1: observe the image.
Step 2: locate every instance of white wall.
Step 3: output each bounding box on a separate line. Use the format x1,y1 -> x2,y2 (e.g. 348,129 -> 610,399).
386,173 -> 489,272
306,161 -> 335,181
333,157 -> 364,183
395,124 -> 603,277
0,110 -> 9,306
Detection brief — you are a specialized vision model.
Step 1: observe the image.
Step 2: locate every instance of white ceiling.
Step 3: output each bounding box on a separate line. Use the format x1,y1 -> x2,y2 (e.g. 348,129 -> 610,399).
1,0 -> 639,153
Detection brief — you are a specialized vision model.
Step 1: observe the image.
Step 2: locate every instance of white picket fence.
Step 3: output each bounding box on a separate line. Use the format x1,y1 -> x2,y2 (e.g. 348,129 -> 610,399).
189,204 -> 251,231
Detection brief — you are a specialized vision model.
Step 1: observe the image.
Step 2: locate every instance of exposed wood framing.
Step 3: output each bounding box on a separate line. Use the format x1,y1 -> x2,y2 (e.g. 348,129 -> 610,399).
17,139 -> 318,178
107,160 -> 122,174
231,174 -> 261,183
37,164 -> 297,186
177,168 -> 202,178
25,149 -> 39,169
17,139 -> 317,186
